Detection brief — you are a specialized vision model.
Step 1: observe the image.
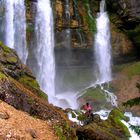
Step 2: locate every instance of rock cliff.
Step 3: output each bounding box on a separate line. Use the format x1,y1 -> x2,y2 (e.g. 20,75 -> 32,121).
0,41 -> 77,140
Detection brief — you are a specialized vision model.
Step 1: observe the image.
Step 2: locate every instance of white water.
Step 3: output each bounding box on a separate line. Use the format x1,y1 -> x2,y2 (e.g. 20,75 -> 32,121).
35,0 -> 55,103
54,91 -> 79,109
4,0 -> 14,49
94,0 -> 112,83
14,0 -> 28,63
4,0 -> 28,63
95,111 -> 140,140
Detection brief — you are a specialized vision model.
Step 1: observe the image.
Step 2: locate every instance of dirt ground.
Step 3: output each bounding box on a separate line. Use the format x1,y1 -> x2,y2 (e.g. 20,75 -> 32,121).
112,74 -> 140,116
0,100 -> 58,140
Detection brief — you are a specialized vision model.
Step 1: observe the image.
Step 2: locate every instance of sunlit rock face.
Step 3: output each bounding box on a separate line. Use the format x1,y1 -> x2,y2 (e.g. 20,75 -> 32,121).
24,0 -> 138,65
54,0 -> 99,49
54,0 -> 137,63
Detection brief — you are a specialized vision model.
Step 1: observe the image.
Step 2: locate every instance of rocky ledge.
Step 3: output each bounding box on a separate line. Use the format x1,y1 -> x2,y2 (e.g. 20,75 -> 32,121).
0,41 -> 77,140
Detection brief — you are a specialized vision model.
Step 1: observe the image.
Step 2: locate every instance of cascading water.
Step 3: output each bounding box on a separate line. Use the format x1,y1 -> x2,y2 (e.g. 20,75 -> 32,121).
4,0 -> 28,63
4,0 -> 14,49
14,0 -> 28,63
94,0 -> 112,83
35,0 -> 55,103
93,0 -> 117,107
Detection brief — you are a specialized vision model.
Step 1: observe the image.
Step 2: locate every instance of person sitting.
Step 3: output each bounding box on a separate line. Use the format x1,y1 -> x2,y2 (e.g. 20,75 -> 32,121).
83,102 -> 92,117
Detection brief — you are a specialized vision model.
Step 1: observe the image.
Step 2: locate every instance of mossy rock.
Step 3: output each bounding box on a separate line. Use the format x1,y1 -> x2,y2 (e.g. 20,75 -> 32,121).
78,85 -> 114,111
108,109 -> 131,138
0,72 -> 7,79
0,41 -> 12,53
6,56 -> 18,64
77,108 -> 131,140
18,74 -> 48,100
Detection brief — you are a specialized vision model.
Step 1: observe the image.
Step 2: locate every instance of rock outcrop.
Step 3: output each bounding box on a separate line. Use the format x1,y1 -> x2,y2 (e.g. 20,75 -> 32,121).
0,41 -> 77,140
76,109 -> 130,140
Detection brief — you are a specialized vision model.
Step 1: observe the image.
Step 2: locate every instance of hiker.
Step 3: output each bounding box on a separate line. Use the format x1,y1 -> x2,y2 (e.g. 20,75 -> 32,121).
83,102 -> 92,117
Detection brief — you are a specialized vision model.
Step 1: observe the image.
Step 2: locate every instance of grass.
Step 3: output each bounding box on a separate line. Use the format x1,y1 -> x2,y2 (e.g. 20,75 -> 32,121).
54,125 -> 66,140
122,62 -> 140,79
82,86 -> 106,100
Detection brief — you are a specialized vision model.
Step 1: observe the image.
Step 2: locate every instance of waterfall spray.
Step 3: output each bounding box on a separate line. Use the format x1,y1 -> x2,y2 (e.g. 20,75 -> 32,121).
4,0 -> 14,49
14,0 -> 28,63
94,0 -> 117,106
4,0 -> 28,63
35,0 -> 55,103
94,0 -> 112,83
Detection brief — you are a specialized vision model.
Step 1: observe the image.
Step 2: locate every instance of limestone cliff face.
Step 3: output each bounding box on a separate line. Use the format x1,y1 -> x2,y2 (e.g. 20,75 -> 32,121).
107,0 -> 140,56
25,0 -> 139,61
53,0 -> 138,59
54,0 -> 98,49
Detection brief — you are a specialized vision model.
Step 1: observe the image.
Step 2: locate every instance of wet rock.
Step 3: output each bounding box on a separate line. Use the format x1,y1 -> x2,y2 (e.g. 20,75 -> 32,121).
76,109 -> 131,140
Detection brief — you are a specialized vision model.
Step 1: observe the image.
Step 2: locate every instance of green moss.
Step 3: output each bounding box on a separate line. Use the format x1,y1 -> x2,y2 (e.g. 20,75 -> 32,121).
54,125 -> 67,140
19,75 -> 40,90
38,91 -> 48,100
6,57 -> 17,64
108,109 -> 131,138
19,74 -> 48,100
0,41 -> 12,53
77,0 -> 96,32
122,62 -> 140,78
83,86 -> 106,100
0,72 -> 7,79
26,25 -> 34,33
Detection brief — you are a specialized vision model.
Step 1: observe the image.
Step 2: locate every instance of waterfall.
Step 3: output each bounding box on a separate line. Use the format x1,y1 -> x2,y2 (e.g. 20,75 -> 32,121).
4,0 -> 28,63
4,0 -> 14,49
35,0 -> 55,103
93,0 -> 117,107
14,0 -> 28,64
94,0 -> 112,83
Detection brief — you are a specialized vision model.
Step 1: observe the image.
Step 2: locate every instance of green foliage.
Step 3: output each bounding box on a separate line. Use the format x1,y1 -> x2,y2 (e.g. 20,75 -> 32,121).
82,0 -> 96,32
122,62 -> 140,79
123,82 -> 140,107
123,97 -> 140,107
71,111 -> 76,118
123,82 -> 140,137
109,109 -> 131,137
38,91 -> 48,100
130,125 -> 140,136
126,25 -> 140,48
109,108 -> 129,121
54,125 -> 66,140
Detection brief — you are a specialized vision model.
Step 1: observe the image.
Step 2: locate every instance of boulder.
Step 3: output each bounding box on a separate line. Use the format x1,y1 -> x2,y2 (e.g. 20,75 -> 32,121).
76,109 -> 131,140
